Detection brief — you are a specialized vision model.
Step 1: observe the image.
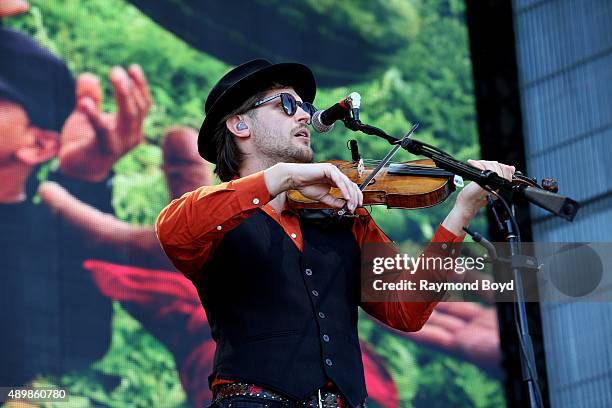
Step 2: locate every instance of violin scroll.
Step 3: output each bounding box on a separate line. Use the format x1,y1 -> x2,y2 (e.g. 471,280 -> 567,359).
512,171 -> 559,193
541,178 -> 559,193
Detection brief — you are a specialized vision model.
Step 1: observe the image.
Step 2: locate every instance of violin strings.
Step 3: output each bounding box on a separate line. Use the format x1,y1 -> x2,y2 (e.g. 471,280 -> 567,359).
361,158 -> 437,169
362,159 -> 398,165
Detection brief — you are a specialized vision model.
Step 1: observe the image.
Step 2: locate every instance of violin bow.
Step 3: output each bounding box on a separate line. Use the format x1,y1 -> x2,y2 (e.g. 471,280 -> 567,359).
337,123 -> 419,216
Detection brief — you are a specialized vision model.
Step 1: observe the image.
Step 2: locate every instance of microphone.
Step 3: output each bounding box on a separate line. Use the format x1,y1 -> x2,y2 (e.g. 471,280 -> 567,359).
312,92 -> 361,133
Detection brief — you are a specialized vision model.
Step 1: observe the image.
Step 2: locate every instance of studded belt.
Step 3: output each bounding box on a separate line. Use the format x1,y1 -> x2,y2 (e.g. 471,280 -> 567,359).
212,382 -> 362,408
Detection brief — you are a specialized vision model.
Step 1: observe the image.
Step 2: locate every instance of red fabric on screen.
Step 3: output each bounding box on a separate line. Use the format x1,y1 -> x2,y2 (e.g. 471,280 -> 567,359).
361,341 -> 399,408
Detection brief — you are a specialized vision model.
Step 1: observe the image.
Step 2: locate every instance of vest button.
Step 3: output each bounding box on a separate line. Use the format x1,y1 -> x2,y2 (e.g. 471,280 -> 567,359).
323,334 -> 330,342
252,198 -> 260,205
325,358 -> 333,366
291,233 -> 297,239
312,290 -> 319,297
305,269 -> 312,276
318,312 -> 325,319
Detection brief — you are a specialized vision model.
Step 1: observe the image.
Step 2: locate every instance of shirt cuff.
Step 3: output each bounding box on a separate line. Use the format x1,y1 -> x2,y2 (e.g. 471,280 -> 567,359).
432,223 -> 465,243
227,171 -> 273,211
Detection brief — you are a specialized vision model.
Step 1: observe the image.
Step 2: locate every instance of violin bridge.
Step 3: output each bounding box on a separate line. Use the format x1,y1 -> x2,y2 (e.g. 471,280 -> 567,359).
357,158 -> 365,178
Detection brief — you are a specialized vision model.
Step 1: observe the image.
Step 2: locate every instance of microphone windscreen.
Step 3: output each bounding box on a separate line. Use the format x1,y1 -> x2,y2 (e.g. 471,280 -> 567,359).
547,244 -> 603,297
312,110 -> 335,133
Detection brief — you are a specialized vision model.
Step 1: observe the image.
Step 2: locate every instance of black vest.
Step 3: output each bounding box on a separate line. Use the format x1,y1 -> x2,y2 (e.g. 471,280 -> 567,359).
194,210 -> 366,407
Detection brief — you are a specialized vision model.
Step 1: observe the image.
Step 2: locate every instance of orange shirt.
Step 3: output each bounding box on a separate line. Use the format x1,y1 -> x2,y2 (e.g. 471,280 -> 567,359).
155,170 -> 464,389
156,169 -> 463,327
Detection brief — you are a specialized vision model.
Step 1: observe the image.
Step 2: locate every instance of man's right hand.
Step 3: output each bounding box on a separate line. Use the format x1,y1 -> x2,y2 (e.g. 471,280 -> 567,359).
264,162 -> 363,212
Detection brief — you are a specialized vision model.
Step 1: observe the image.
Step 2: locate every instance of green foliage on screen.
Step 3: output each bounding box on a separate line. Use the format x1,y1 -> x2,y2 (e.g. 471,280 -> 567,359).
27,303 -> 189,408
257,0 -> 421,50
359,315 -> 504,408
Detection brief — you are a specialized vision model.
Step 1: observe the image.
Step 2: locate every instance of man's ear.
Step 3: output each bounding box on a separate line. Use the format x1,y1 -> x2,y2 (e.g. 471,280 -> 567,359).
226,115 -> 250,138
14,128 -> 59,165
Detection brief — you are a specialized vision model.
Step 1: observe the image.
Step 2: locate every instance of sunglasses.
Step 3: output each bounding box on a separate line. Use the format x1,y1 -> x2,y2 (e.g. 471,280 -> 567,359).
252,93 -> 316,122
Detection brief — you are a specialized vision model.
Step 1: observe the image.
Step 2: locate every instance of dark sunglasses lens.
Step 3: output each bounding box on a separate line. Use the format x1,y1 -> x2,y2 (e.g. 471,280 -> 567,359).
302,102 -> 316,116
280,93 -> 297,116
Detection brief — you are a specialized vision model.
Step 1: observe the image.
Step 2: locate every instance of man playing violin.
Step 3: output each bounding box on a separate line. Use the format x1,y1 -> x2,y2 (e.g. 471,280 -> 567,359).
155,59 -> 515,408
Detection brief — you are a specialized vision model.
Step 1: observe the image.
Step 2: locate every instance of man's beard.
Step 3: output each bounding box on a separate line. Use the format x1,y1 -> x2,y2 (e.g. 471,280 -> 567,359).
251,122 -> 313,166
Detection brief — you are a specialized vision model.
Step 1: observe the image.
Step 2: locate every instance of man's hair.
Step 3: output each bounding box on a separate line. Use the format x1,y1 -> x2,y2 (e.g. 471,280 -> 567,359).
212,83 -> 288,182
212,93 -> 260,182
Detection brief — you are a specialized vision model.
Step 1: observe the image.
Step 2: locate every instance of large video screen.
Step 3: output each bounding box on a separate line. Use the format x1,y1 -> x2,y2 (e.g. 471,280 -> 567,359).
1,1 -> 505,406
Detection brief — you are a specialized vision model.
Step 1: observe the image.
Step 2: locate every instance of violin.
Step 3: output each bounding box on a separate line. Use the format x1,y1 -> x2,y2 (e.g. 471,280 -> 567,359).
286,115 -> 576,219
287,158 -> 560,211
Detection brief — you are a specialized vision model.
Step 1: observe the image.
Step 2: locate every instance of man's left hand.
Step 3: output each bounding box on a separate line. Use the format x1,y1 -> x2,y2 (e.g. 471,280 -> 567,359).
455,159 -> 515,216
59,65 -> 152,181
442,159 -> 515,236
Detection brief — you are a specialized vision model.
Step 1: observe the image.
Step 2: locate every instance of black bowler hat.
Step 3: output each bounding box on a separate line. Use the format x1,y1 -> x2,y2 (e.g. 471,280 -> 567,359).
198,59 -> 316,163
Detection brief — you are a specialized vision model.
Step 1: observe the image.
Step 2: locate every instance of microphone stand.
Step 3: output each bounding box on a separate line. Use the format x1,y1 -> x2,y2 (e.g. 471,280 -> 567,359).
504,203 -> 542,408
342,118 -> 579,221
341,118 -> 581,408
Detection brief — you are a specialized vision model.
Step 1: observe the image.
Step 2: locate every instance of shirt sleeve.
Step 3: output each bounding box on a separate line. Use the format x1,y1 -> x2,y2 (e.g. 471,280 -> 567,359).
155,171 -> 272,279
354,209 -> 464,332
